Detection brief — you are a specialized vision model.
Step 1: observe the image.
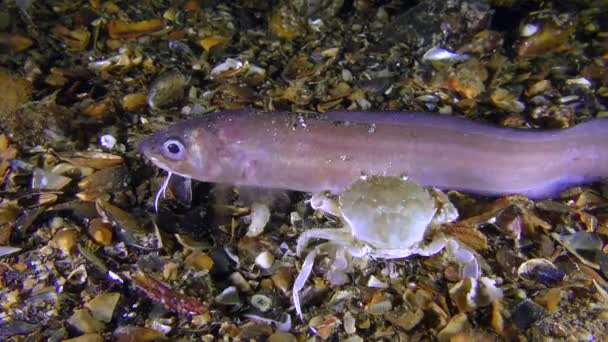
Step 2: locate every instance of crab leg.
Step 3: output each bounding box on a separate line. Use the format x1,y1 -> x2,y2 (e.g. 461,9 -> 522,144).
296,227 -> 353,256
293,245 -> 321,320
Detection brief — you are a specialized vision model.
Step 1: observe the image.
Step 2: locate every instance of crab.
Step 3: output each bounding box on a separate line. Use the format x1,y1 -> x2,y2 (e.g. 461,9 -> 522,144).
293,175 -> 479,319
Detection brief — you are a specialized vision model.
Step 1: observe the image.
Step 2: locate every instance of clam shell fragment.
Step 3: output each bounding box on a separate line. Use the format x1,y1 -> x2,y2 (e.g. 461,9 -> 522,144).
517,258 -> 565,286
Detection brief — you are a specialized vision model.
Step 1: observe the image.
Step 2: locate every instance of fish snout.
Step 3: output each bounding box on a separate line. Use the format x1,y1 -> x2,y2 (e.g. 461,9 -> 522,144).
138,135 -> 160,158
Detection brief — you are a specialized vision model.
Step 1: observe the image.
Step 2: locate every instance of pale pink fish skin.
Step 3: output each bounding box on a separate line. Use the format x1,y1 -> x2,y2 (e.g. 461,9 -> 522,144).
139,110 -> 608,199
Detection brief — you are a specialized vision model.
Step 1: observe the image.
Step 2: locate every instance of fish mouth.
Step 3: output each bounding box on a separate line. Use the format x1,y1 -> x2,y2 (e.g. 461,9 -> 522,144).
138,138 -> 168,170
141,153 -> 193,180
143,154 -> 171,173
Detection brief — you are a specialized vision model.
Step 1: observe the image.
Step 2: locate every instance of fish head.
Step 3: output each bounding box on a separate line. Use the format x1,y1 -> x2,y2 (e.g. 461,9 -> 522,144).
139,120 -> 214,179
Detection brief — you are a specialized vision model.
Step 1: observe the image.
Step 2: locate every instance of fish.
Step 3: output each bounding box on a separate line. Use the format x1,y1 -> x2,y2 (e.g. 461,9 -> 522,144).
138,109 -> 608,199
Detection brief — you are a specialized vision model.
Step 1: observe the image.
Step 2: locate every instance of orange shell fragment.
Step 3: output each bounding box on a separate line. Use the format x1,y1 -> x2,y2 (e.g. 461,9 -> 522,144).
107,19 -> 164,40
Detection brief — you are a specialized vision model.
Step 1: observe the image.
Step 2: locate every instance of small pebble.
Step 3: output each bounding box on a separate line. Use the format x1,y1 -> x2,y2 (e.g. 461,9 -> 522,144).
271,267 -> 294,295
255,251 -> 274,269
511,299 -> 548,329
344,311 -> 356,334
99,134 -> 117,149
88,218 -> 113,246
250,294 -> 272,312
268,332 -> 297,342
53,228 -> 77,255
185,251 -> 214,271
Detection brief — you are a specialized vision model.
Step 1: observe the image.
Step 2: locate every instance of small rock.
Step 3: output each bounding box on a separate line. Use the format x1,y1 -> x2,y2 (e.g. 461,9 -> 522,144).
147,70 -> 189,109
511,299 -> 548,330
271,267 -> 294,295
85,292 -> 120,323
185,251 -> 214,271
67,310 -> 106,334
268,331 -> 297,342
255,251 -> 274,269
437,313 -> 471,342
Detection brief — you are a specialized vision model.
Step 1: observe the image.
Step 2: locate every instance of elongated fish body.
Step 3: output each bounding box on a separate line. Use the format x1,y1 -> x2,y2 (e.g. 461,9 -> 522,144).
139,110 -> 608,199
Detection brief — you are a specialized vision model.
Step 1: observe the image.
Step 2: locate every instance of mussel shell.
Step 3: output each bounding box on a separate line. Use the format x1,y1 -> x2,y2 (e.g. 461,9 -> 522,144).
517,258 -> 565,286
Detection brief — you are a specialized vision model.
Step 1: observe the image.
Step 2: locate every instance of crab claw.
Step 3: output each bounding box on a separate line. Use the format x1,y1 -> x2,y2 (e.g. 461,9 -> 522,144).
310,191 -> 341,216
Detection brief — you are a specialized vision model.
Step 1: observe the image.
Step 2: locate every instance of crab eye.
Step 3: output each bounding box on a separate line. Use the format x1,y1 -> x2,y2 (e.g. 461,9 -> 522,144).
162,139 -> 186,160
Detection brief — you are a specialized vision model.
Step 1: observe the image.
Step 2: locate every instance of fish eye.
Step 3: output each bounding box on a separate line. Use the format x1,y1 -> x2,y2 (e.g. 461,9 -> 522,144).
162,139 -> 186,160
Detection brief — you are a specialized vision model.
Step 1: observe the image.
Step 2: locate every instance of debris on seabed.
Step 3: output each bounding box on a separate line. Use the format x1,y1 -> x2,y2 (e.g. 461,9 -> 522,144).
0,0 -> 607,340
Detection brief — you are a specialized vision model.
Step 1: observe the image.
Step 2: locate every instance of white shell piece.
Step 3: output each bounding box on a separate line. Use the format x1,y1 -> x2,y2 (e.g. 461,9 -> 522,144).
422,47 -> 469,62
100,134 -> 117,149
520,23 -> 540,37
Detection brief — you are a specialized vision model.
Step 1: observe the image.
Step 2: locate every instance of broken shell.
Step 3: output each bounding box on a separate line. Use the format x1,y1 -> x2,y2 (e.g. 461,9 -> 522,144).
51,163 -> 94,179
490,88 -> 525,113
175,234 -> 212,250
99,135 -> 117,149
230,272 -> 252,293
449,277 -> 503,312
386,308 -> 424,332
367,275 -> 388,289
51,25 -> 91,50
437,313 -> 471,342
282,55 -> 319,81
122,93 -> 148,112
199,35 -> 229,52
87,218 -> 113,246
534,287 -> 562,313
268,331 -> 297,342
340,312 -> 355,334
78,244 -> 109,274
210,58 -> 246,79
113,327 -> 166,341
80,97 -> 118,122
0,205 -> 18,225
0,246 -> 21,257
517,258 -> 565,286
63,334 -> 103,342
67,309 -> 105,334
520,23 -> 540,37
58,151 -> 123,170
0,32 -> 34,53
308,315 -> 340,340
85,292 -> 120,323
53,228 -> 78,255
148,317 -> 174,335
268,4 -> 305,40
271,267 -> 294,295
422,47 -> 469,62
246,203 -> 270,237
95,199 -> 146,233
250,294 -> 272,312
78,165 -> 127,197
185,251 -> 214,271
18,192 -> 59,208
107,19 -> 164,40
255,251 -> 274,270
147,70 -> 189,109
365,292 -> 393,315
31,168 -> 72,190
517,20 -> 575,57
552,231 -> 603,269
67,264 -> 88,285
215,286 -> 241,307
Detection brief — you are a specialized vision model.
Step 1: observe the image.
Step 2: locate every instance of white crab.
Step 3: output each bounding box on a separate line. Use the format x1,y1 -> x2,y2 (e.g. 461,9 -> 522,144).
293,176 -> 479,319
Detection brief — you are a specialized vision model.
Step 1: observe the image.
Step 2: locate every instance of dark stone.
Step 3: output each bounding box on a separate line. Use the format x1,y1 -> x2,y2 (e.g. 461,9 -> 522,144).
382,0 -> 492,56
511,299 -> 548,330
